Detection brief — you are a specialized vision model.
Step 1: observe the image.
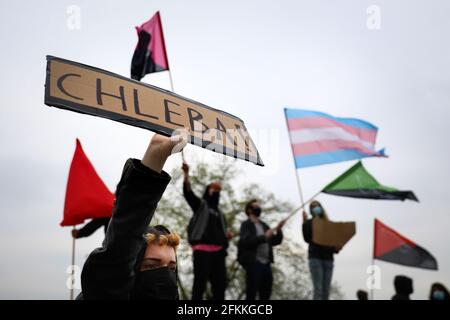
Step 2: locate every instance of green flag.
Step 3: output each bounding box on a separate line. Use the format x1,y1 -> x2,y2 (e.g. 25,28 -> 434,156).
322,161 -> 418,201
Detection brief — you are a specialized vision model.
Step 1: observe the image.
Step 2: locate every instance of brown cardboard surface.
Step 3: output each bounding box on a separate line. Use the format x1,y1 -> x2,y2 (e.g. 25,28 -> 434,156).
312,218 -> 356,248
44,56 -> 263,166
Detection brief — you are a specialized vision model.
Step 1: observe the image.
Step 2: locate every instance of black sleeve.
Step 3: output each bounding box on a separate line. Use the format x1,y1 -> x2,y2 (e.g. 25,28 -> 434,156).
302,219 -> 312,244
77,218 -> 110,238
80,159 -> 171,300
271,230 -> 283,246
103,217 -> 111,234
239,221 -> 266,249
183,182 -> 201,213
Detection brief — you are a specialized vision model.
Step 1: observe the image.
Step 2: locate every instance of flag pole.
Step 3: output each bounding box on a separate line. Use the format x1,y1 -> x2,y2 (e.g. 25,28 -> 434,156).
284,110 -> 306,210
294,170 -> 305,206
167,71 -> 185,163
168,70 -> 175,94
159,11 -> 185,163
70,226 -> 76,300
284,190 -> 321,221
370,218 -> 376,300
370,258 -> 375,300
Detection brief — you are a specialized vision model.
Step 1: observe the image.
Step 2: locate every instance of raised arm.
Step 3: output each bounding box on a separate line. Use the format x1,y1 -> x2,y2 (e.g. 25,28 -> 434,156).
182,162 -> 201,212
80,133 -> 186,299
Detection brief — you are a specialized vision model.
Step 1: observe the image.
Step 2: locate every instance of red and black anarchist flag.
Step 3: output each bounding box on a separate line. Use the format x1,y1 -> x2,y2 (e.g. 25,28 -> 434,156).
373,219 -> 438,270
60,139 -> 114,226
131,11 -> 169,81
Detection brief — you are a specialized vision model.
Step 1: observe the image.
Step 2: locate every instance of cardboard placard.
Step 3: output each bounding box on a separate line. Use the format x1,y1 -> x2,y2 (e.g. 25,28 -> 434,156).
312,218 -> 356,248
44,56 -> 264,166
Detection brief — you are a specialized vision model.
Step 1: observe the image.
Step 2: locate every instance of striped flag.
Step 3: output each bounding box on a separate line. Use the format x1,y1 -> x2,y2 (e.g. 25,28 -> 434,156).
284,108 -> 386,169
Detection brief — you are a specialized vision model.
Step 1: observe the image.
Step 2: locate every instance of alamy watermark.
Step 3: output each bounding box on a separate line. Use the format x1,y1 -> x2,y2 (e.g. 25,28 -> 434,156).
66,5 -> 81,30
366,264 -> 381,290
366,5 -> 381,30
66,264 -> 81,290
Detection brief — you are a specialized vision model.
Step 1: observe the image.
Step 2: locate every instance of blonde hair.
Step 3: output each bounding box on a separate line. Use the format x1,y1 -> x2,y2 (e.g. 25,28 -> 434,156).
144,232 -> 181,250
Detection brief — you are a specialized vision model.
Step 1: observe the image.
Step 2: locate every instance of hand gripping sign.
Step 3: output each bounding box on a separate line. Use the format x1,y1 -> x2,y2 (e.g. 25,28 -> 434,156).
44,56 -> 264,166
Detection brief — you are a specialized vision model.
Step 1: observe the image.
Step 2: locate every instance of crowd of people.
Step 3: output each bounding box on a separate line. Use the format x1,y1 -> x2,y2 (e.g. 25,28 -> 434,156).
356,277 -> 450,301
71,133 -> 449,300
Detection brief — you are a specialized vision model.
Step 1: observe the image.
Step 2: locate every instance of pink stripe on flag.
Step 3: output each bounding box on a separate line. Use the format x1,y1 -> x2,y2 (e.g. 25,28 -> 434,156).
138,12 -> 169,69
287,117 -> 377,144
292,139 -> 379,157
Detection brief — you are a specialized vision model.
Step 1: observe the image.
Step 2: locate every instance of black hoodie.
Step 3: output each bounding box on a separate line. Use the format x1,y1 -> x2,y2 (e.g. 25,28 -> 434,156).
183,183 -> 228,248
78,159 -> 171,299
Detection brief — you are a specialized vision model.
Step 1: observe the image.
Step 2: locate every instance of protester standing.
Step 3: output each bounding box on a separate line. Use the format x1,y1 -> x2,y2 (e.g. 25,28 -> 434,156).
302,200 -> 340,300
182,163 -> 233,300
238,199 -> 285,300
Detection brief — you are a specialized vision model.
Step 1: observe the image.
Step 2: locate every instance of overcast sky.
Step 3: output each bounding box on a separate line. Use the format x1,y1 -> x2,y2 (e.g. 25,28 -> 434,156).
0,0 -> 449,300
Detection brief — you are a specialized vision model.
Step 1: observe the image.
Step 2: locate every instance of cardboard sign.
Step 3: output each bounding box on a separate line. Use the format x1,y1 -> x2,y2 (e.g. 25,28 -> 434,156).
44,56 -> 264,166
312,218 -> 356,248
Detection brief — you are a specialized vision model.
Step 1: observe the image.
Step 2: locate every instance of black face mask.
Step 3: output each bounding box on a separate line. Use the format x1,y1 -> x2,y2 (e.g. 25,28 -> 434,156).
206,192 -> 220,208
252,207 -> 262,217
132,267 -> 178,300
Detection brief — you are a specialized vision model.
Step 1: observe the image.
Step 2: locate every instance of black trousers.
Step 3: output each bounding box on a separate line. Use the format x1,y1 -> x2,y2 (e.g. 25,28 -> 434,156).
192,250 -> 227,300
245,261 -> 273,300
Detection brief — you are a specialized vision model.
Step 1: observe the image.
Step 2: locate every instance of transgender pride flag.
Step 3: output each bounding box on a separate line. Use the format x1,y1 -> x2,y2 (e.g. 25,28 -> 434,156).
284,108 -> 386,169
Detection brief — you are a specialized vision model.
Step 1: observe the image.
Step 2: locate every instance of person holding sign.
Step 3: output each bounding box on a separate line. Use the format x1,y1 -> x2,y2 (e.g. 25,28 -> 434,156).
78,132 -> 186,300
302,201 -> 341,300
182,163 -> 233,300
238,199 -> 285,300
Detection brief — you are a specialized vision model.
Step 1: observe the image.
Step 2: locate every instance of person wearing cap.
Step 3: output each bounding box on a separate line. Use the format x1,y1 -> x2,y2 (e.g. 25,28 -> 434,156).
182,163 -> 233,300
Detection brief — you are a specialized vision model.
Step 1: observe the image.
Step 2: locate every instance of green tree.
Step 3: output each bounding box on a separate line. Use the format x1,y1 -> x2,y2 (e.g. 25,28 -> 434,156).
152,157 -> 343,300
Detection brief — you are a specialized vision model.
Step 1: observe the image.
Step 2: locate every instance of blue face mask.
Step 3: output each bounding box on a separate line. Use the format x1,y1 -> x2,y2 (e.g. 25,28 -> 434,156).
433,290 -> 445,300
312,206 -> 323,216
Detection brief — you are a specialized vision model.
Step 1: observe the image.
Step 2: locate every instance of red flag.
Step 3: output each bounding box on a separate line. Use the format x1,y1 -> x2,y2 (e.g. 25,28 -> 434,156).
60,139 -> 114,226
131,11 -> 169,80
373,219 -> 437,270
